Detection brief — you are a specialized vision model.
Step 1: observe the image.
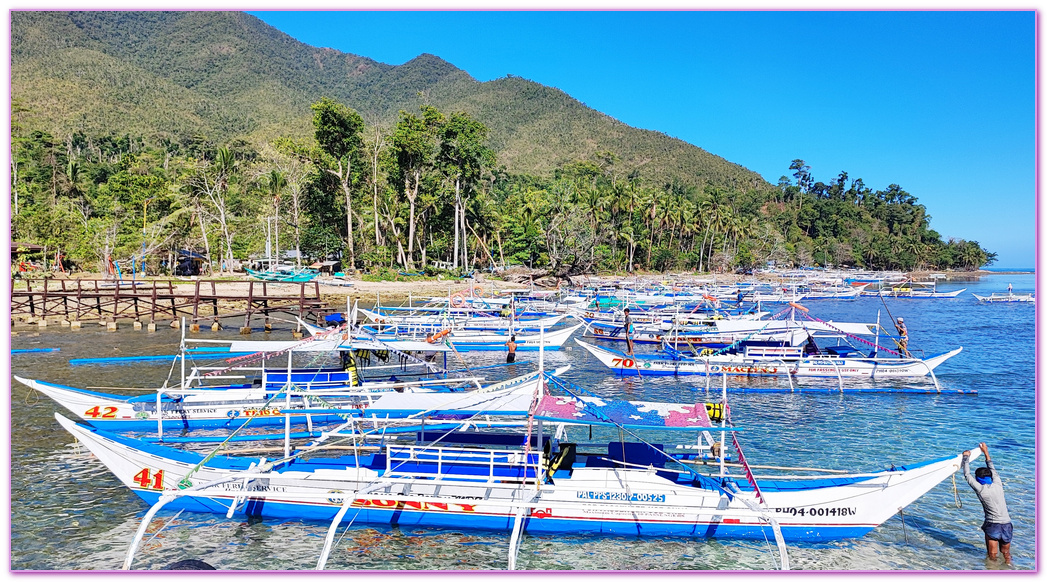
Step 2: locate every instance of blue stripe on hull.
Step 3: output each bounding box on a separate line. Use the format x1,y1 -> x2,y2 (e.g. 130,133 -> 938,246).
131,491 -> 872,542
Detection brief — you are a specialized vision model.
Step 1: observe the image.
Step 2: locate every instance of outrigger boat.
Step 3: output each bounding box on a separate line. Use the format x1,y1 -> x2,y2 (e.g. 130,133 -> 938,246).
18,368 -> 562,433
865,279 -> 966,298
972,292 -> 1035,303
584,319 -> 808,348
576,339 -> 962,386
54,367 -> 977,571
16,315 -> 554,433
301,318 -> 583,353
244,266 -> 319,283
360,308 -> 566,332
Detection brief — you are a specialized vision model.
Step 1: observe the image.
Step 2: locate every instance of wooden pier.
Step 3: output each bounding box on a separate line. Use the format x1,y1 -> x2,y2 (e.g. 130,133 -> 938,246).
10,278 -> 335,330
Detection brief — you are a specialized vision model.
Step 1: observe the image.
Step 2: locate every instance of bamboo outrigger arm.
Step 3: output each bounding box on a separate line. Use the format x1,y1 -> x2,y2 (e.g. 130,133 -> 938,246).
122,474 -> 245,570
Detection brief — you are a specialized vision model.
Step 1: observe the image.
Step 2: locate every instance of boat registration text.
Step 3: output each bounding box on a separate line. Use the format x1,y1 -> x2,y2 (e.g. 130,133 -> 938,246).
577,491 -> 666,503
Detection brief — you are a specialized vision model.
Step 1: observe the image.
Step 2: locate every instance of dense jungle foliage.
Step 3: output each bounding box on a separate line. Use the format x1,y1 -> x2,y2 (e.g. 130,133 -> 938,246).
10,11 -> 995,275
11,98 -> 995,276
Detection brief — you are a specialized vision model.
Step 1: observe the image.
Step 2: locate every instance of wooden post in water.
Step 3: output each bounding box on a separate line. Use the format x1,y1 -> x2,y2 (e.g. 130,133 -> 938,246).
210,280 -> 218,324
26,279 -> 35,321
149,285 -> 158,325
76,279 -> 84,322
241,281 -> 254,334
168,280 -> 177,321
110,280 -> 121,330
191,280 -> 201,325
60,279 -> 69,322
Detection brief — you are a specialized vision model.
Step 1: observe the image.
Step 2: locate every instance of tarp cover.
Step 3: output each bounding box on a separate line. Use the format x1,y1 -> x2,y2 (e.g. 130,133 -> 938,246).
534,395 -> 715,430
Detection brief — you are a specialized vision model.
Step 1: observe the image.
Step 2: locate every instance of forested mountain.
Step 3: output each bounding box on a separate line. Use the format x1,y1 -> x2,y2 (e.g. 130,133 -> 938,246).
11,10 -> 759,190
10,10 -> 995,276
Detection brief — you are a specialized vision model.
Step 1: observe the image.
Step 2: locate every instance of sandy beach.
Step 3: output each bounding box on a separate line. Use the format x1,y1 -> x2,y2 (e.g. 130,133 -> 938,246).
14,267 -> 1008,307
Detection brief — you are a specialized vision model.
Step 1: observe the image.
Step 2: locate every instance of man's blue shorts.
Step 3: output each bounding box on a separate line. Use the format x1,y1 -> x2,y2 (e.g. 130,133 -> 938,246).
982,521 -> 1013,543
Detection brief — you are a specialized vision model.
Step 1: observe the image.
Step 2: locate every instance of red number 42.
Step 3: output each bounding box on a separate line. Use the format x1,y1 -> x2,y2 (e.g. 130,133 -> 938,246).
84,406 -> 117,419
133,468 -> 165,490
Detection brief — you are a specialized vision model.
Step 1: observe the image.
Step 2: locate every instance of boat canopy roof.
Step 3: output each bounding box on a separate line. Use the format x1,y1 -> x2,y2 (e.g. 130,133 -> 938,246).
714,319 -> 877,336
306,386 -> 731,432
533,394 -> 725,431
200,337 -> 454,353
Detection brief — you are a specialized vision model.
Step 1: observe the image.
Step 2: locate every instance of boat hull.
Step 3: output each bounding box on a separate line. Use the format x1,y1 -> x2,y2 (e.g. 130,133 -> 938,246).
576,340 -> 963,379
56,414 -> 969,543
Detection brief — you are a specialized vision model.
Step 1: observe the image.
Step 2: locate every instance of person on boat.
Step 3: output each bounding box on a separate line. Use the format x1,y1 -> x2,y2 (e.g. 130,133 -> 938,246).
505,335 -> 517,363
1008,283 -> 1013,294
962,443 -> 1013,565
623,308 -> 635,356
803,333 -> 820,355
895,317 -> 910,357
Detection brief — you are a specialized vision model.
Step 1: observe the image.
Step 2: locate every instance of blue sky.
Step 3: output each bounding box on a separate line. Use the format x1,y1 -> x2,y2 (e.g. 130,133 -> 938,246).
261,11 -> 1032,267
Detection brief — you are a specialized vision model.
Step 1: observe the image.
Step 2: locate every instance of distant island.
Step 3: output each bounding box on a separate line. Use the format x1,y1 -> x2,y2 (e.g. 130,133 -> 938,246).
10,11 -> 996,281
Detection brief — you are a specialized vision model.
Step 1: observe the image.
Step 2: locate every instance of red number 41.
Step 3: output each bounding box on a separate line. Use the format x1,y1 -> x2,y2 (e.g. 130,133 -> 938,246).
133,468 -> 165,490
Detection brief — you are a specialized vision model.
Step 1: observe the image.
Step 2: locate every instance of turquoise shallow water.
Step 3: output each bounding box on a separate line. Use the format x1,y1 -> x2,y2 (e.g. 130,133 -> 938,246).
8,273 -> 1037,571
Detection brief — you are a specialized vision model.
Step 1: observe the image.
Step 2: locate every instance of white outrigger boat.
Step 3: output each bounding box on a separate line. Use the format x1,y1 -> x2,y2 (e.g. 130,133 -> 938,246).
15,370 -> 552,433
972,292 -> 1035,303
575,340 -> 965,392
16,315 -> 562,433
302,318 -> 583,353
360,308 -> 566,332
54,366 -> 977,571
865,279 -> 966,298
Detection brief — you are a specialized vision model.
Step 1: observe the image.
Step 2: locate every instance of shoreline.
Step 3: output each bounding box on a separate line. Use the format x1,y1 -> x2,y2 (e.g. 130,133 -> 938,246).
12,268 -> 1026,307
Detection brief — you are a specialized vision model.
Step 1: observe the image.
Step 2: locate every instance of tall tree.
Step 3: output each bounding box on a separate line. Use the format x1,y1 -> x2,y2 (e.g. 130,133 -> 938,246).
191,147 -> 237,274
311,97 -> 364,268
436,111 -> 494,270
389,105 -> 443,269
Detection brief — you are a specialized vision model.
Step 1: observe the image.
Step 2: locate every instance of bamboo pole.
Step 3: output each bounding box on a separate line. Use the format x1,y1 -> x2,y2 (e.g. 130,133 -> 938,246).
679,458 -> 849,474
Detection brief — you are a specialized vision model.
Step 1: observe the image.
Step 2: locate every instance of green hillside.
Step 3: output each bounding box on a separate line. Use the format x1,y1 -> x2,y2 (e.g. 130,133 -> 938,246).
9,10 -> 995,276
11,10 -> 766,190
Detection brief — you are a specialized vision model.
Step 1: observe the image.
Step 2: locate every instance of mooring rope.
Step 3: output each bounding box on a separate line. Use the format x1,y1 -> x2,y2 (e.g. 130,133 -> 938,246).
797,310 -> 904,357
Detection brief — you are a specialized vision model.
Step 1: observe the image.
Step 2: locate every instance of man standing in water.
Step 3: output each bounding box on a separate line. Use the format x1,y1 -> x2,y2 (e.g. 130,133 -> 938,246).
895,317 -> 910,357
505,335 -> 517,364
962,442 -> 1013,565
623,308 -> 634,356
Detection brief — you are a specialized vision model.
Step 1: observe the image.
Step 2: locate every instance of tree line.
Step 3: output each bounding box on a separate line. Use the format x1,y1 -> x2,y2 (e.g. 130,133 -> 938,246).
10,97 -> 996,278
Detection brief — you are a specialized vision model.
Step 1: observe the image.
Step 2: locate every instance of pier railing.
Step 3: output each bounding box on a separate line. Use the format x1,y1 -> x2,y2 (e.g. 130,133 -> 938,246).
10,278 -> 333,328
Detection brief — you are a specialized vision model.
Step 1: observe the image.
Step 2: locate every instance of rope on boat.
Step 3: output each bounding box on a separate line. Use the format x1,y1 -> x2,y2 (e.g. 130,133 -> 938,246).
898,507 -> 909,544
178,381 -> 295,488
695,318 -> 776,358
352,325 -> 464,378
952,474 -> 963,508
141,508 -> 185,548
797,310 -> 904,357
201,323 -> 351,378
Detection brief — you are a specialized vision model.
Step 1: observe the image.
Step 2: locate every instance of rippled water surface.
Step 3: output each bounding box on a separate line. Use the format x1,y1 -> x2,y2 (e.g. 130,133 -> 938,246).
9,274 -> 1037,571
